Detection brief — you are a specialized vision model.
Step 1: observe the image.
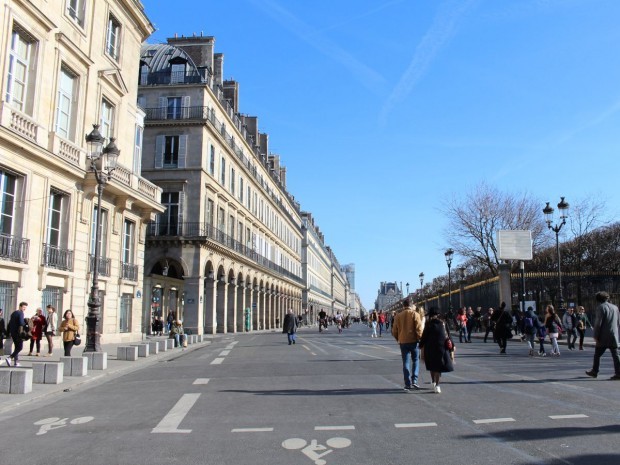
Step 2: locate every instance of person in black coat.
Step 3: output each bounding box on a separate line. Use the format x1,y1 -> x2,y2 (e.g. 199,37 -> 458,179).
419,308 -> 454,394
282,309 -> 298,345
492,302 -> 513,354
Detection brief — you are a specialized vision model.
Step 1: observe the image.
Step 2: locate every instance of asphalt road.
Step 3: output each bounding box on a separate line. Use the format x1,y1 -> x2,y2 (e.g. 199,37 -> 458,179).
2,324 -> 619,465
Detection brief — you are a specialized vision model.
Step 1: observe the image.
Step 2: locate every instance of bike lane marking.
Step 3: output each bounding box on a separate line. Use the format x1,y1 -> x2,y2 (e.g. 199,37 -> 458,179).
152,393 -> 201,434
473,418 -> 516,424
211,357 -> 224,365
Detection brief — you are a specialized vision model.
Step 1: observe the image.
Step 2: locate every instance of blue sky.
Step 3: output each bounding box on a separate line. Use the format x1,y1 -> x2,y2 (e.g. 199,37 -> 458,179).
142,0 -> 620,309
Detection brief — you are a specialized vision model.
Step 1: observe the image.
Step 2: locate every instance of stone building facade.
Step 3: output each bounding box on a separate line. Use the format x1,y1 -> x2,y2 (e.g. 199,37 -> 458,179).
139,35 -> 305,335
375,282 -> 403,311
0,0 -> 163,342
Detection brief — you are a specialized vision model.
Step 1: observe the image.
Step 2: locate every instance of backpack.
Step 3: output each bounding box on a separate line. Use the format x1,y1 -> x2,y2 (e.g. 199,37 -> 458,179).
524,317 -> 534,334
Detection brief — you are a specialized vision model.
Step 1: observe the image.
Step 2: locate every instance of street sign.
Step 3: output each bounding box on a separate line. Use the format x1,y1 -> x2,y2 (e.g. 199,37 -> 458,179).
497,230 -> 533,260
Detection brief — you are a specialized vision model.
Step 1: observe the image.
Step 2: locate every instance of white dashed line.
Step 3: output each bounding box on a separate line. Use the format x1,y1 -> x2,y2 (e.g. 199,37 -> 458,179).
395,423 -> 437,428
549,414 -> 589,420
231,427 -> 274,433
152,393 -> 201,434
219,350 -> 231,356
314,425 -> 355,431
211,357 -> 224,365
473,418 -> 516,424
193,378 -> 210,385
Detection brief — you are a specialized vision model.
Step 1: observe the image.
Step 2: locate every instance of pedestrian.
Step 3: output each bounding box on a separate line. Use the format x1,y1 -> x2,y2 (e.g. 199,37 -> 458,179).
544,305 -> 562,357
419,307 -> 454,394
562,307 -> 578,350
492,302 -> 513,354
4,302 -> 28,366
0,309 -> 6,355
378,311 -> 386,337
391,299 -> 423,391
27,307 -> 45,356
483,308 -> 495,343
169,320 -> 185,348
465,307 -> 475,342
44,305 -> 56,356
537,323 -> 547,357
576,306 -> 592,351
59,309 -> 79,356
166,312 -> 174,333
521,306 -> 540,357
282,309 -> 298,345
456,308 -> 468,343
585,292 -> 620,380
369,310 -> 378,338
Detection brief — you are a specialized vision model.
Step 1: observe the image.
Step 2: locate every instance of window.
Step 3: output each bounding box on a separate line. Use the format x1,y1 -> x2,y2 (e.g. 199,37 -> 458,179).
229,215 -> 234,239
209,145 -> 215,175
90,206 -> 108,258
159,192 -> 180,235
100,99 -> 114,141
119,293 -> 132,333
220,157 -> 226,185
42,286 -> 63,329
206,199 -> 214,225
6,28 -> 35,113
67,0 -> 85,27
230,167 -> 235,195
164,135 -> 179,167
238,221 -> 243,244
46,190 -> 67,247
133,124 -> 143,173
239,178 -> 244,203
0,170 -> 17,235
167,96 -> 182,119
122,220 -> 135,265
170,61 -> 186,84
106,15 -> 121,61
55,66 -> 77,140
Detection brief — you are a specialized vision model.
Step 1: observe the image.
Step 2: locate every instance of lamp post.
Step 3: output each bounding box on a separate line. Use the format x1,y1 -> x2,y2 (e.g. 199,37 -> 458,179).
84,124 -> 119,353
543,197 -> 569,310
419,272 -> 424,290
406,282 -> 410,296
445,248 -> 454,314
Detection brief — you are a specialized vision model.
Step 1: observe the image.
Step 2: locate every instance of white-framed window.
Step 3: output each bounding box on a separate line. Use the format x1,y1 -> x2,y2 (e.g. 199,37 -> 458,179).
6,28 -> 36,113
209,145 -> 215,175
46,190 -> 67,247
55,66 -> 77,140
239,177 -> 244,203
106,14 -> 121,61
230,167 -> 235,195
133,124 -> 143,173
100,99 -> 114,141
0,170 -> 17,235
170,61 -> 186,84
206,199 -> 214,225
122,219 -> 135,265
229,215 -> 234,238
90,206 -> 108,258
167,96 -> 182,119
220,157 -> 226,185
67,0 -> 86,27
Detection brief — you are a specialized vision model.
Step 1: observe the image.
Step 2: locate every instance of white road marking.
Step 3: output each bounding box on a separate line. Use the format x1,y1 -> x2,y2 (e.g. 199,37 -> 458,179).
219,350 -> 231,356
314,425 -> 355,431
231,427 -> 274,432
152,393 -> 201,433
549,414 -> 589,420
473,418 -> 516,424
193,378 -> 210,385
211,357 -> 224,365
395,422 -> 437,428
550,382 -> 592,391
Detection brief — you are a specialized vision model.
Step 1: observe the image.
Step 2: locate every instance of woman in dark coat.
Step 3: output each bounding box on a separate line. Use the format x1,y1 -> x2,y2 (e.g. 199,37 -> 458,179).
492,301 -> 513,354
282,309 -> 298,345
419,307 -> 454,394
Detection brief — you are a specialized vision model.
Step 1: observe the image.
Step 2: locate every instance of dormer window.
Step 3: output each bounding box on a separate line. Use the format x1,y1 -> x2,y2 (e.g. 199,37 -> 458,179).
169,57 -> 187,84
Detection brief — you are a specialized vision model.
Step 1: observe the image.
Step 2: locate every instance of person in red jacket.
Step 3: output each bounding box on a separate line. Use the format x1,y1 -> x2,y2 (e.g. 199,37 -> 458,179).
28,307 -> 46,356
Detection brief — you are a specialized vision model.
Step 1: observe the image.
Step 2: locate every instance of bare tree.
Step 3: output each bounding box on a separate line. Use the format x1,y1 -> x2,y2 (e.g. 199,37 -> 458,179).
442,182 -> 548,276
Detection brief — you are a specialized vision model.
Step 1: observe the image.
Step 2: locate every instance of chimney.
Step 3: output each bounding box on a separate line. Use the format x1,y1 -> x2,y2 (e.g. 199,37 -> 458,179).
279,166 -> 287,188
223,80 -> 239,113
214,53 -> 224,86
258,133 -> 269,159
242,116 -> 259,146
167,35 -> 215,74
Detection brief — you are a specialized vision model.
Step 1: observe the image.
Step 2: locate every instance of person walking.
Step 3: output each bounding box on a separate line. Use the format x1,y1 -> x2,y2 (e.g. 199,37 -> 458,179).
44,305 -> 56,356
369,310 -> 378,338
282,309 -> 299,345
419,307 -> 454,394
521,306 -> 541,357
576,306 -> 592,351
537,323 -> 548,357
378,311 -> 386,337
391,299 -> 423,391
483,308 -> 495,343
27,308 -> 45,356
562,307 -> 578,350
585,292 -> 620,380
492,302 -> 513,354
544,305 -> 562,357
0,309 -> 6,356
4,302 -> 28,366
465,307 -> 475,342
59,310 -> 79,356
456,308 -> 468,343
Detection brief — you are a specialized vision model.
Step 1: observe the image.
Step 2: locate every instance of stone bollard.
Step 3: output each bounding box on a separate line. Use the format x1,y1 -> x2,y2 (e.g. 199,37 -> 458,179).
83,352 -> 108,370
157,340 -> 167,352
131,344 -> 150,357
60,356 -> 88,377
165,339 -> 174,350
32,362 -> 64,384
0,369 -> 33,394
147,341 -> 159,355
117,346 -> 138,361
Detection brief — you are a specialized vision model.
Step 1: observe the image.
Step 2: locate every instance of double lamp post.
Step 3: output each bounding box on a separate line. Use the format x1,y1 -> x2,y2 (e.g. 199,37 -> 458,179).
543,197 -> 569,310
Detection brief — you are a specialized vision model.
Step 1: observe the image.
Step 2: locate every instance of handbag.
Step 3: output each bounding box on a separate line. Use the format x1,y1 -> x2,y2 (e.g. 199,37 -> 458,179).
73,331 -> 82,346
445,336 -> 454,351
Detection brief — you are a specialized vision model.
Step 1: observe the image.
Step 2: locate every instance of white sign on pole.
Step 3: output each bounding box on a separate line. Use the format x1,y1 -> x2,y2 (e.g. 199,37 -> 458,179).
497,230 -> 533,260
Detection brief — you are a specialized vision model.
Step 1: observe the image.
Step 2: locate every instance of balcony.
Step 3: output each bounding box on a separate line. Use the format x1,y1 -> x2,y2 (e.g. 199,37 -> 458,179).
89,254 -> 111,277
42,244 -> 73,271
144,106 -> 210,121
146,222 -> 303,284
121,261 -> 139,281
0,234 -> 29,263
140,70 -> 209,86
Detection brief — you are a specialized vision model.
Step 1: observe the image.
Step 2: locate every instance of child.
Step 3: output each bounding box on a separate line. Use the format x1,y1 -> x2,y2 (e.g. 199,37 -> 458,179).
538,324 -> 547,357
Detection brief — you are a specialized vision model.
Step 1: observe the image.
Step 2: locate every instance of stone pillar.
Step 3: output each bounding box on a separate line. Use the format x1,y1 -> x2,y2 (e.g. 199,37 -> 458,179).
236,280 -> 246,332
227,279 -> 237,333
260,289 -> 267,330
252,287 -> 259,330
498,263 -> 512,308
183,276 -> 204,335
217,280 -> 228,333
204,278 -> 217,334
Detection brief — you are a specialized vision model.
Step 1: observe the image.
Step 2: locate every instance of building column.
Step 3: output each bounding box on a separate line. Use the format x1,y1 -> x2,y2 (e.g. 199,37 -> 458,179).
236,279 -> 246,333
204,278 -> 217,335
253,287 -> 260,330
227,279 -> 237,333
216,280 -> 228,333
183,276 -> 205,335
260,288 -> 267,330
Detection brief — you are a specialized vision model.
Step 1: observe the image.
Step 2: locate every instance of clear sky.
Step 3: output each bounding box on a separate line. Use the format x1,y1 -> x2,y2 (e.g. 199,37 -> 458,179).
142,0 -> 620,309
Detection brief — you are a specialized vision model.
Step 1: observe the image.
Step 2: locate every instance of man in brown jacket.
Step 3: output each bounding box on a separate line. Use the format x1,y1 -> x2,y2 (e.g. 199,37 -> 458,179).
392,298 -> 423,390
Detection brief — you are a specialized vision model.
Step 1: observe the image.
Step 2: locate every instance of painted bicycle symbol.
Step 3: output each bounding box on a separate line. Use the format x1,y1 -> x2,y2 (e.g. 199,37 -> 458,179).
34,416 -> 94,435
282,437 -> 352,465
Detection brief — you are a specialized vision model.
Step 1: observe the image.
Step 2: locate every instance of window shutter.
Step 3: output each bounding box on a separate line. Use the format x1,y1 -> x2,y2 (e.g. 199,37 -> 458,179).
159,97 -> 167,119
155,135 -> 164,169
177,135 -> 187,168
182,96 -> 191,118
178,191 -> 185,226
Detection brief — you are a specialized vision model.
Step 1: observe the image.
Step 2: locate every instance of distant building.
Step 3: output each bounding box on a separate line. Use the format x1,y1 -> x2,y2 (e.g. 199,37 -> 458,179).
375,282 -> 403,311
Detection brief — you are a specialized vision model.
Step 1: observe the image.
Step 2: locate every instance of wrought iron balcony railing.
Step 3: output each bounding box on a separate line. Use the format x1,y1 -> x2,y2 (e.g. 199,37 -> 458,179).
0,234 -> 29,263
42,243 -> 73,271
89,254 -> 111,277
121,261 -> 139,281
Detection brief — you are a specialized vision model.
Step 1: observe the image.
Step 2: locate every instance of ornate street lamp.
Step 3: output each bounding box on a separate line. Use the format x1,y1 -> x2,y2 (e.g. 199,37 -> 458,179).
445,248 -> 454,313
406,282 -> 410,296
419,272 -> 424,289
543,197 -> 569,310
84,124 -> 119,353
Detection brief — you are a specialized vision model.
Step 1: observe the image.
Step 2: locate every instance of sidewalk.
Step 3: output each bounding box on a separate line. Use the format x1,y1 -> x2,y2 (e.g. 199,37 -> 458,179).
0,334 -> 216,414
469,330 -> 597,348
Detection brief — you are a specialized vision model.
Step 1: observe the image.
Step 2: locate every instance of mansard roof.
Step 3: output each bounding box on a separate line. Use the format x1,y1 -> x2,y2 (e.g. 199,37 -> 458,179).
140,43 -> 200,74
